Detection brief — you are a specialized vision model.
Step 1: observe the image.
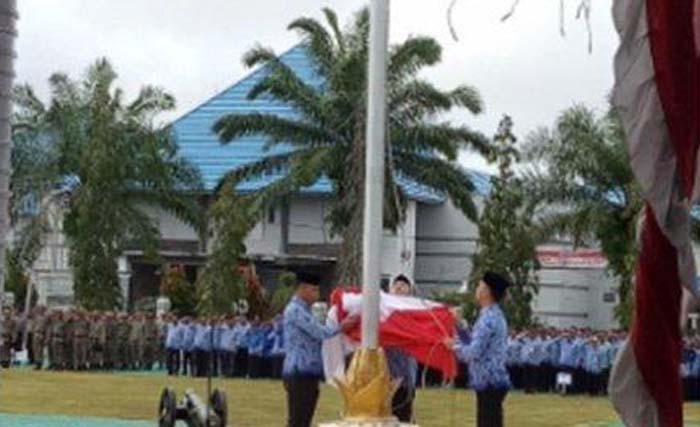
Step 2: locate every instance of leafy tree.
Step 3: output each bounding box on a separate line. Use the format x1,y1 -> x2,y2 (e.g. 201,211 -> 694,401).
160,264 -> 197,316
12,59 -> 203,310
470,116 -> 541,330
523,105 -> 642,328
196,183 -> 255,316
214,7 -> 489,283
266,271 -> 296,318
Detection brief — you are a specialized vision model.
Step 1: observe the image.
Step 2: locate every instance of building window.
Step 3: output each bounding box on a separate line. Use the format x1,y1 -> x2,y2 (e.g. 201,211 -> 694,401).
267,207 -> 275,224
603,292 -> 616,303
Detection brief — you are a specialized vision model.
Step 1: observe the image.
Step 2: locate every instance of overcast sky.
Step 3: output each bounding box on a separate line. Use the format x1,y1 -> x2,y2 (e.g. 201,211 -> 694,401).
16,0 -> 617,172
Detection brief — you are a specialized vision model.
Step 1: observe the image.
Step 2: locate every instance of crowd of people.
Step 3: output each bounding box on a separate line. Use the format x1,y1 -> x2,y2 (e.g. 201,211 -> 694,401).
1,300 -> 699,405
0,306 -> 288,379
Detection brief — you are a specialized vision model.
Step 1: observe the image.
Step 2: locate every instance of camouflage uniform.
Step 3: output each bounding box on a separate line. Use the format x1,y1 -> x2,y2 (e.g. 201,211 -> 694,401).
115,315 -> 130,370
89,313 -> 107,370
72,312 -> 89,370
49,313 -> 66,370
128,314 -> 145,370
104,313 -> 118,370
142,315 -> 159,371
63,313 -> 75,369
0,310 -> 17,367
30,309 -> 49,369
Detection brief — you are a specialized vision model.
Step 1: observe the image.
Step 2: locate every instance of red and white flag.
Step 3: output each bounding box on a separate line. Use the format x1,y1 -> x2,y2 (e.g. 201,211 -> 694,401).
611,1 -> 700,426
322,288 -> 457,383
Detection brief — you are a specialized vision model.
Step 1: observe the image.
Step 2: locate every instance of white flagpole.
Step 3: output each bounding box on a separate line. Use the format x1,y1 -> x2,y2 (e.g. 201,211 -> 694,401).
361,0 -> 390,349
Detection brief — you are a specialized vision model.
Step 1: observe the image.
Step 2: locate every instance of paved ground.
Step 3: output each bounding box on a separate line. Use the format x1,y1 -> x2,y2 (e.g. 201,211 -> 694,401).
1,369 -> 698,427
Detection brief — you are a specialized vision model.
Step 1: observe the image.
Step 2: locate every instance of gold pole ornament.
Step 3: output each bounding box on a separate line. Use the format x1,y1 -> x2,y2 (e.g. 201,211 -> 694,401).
334,348 -> 400,422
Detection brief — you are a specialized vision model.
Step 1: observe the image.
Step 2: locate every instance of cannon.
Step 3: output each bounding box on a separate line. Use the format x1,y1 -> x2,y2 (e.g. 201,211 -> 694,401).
159,388 -> 228,427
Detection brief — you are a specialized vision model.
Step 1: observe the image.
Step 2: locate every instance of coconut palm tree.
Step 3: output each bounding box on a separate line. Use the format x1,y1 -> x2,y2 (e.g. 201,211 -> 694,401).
12,59 -> 203,310
214,7 -> 489,283
523,105 -> 642,327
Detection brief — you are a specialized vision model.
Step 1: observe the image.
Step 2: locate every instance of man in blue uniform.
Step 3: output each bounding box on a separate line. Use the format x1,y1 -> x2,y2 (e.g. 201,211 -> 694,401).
233,317 -> 250,378
193,318 -> 212,377
283,272 -> 358,427
181,317 -> 195,376
449,272 -> 512,427
164,315 -> 183,376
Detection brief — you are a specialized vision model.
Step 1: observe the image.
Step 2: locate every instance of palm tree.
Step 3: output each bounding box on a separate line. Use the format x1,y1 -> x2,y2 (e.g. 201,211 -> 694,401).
214,7 -> 489,283
12,59 -> 203,310
523,105 -> 642,327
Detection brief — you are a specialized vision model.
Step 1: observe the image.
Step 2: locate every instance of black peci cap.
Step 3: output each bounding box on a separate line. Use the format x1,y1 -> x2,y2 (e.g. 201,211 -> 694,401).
296,271 -> 321,287
482,271 -> 511,302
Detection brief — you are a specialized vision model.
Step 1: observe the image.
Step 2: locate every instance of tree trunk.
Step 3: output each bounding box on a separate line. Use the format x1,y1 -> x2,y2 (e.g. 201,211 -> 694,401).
0,0 -> 17,315
335,122 -> 365,285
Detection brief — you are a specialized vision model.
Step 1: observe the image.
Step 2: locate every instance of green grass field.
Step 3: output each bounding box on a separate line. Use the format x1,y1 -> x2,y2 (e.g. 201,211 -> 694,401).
0,370 -> 698,427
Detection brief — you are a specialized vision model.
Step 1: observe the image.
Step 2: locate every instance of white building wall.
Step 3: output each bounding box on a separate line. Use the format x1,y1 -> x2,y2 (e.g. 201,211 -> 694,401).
140,205 -> 199,241
287,198 -> 339,245
415,199 -> 619,330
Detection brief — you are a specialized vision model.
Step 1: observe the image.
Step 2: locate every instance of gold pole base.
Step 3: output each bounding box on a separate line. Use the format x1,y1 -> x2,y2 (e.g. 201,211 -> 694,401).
333,348 -> 401,421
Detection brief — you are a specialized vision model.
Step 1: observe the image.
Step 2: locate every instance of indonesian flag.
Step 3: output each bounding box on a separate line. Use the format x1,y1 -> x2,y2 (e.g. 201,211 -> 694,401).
322,288 -> 457,384
611,1 -> 700,426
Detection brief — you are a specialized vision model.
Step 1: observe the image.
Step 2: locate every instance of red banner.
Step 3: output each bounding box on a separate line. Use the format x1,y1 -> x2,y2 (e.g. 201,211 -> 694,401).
536,248 -> 608,268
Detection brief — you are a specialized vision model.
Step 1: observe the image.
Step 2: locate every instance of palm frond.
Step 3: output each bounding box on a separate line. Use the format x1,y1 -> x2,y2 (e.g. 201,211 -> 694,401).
449,85 -> 483,114
214,113 -> 332,147
395,153 -> 478,221
388,36 -> 441,81
322,7 -> 345,53
213,149 -> 313,193
242,45 -> 278,69
288,17 -> 335,73
127,86 -> 176,120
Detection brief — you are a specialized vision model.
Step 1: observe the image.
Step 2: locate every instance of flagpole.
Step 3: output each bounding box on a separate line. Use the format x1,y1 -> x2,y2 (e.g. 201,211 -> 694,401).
360,0 -> 390,350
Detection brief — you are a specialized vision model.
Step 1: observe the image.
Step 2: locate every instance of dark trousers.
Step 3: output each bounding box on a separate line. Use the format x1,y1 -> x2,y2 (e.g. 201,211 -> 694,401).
194,349 -> 212,377
271,355 -> 284,379
284,378 -> 320,427
166,349 -> 180,376
219,351 -> 235,377
182,351 -> 193,376
248,355 -> 262,378
234,348 -> 249,377
507,365 -> 522,390
476,388 -> 507,427
392,385 -> 415,423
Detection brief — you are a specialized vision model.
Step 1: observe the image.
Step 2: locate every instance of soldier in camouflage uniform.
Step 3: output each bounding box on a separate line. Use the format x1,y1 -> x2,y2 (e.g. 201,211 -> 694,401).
104,312 -> 118,370
116,313 -> 130,370
30,306 -> 49,370
72,310 -> 89,370
49,310 -> 66,370
89,312 -> 107,370
63,310 -> 75,369
142,312 -> 159,371
0,307 -> 17,368
128,313 -> 145,370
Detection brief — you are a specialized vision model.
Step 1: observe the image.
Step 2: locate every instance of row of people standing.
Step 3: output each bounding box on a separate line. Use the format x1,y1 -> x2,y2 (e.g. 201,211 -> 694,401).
506,328 -> 625,396
1,306 -> 163,371
163,313 -> 285,379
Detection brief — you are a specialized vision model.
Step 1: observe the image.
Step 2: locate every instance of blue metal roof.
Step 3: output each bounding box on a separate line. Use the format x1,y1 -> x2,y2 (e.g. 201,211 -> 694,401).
172,44 -> 489,205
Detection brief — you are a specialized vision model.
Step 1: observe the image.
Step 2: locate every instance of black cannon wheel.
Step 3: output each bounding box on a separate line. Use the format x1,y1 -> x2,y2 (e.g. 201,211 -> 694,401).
158,388 -> 177,427
210,389 -> 228,427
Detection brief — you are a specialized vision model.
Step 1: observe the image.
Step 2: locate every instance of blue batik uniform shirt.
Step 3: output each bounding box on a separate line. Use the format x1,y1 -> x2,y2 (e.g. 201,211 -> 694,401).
454,304 -> 511,391
283,295 -> 340,379
182,323 -> 196,352
165,322 -> 182,350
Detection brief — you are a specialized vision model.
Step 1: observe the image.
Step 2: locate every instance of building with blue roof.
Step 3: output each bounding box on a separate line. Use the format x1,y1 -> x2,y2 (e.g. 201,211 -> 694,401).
24,44 -> 631,329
